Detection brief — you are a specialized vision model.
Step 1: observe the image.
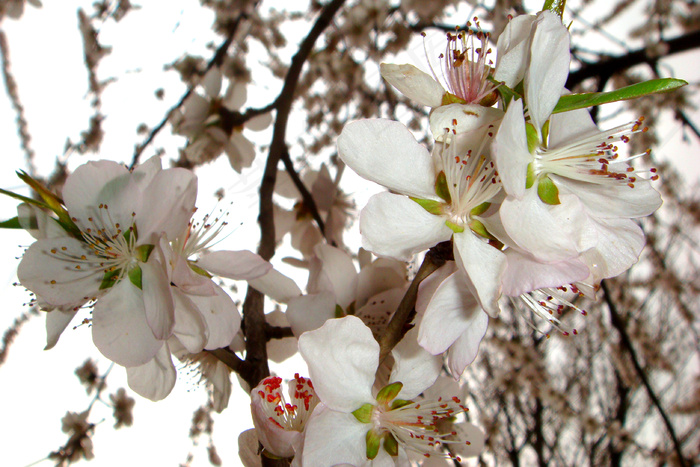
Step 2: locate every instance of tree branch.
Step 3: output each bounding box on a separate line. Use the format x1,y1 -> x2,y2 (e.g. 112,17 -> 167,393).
280,146 -> 326,237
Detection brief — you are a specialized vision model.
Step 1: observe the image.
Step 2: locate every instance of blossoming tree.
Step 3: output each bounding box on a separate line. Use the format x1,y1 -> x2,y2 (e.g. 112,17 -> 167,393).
0,0 -> 698,466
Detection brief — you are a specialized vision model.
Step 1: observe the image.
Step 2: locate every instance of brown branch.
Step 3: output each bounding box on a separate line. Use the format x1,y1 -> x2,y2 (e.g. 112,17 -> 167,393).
377,241 -> 452,363
265,324 -> 294,341
601,280 -> 688,467
279,146 -> 326,237
567,29 -> 700,88
208,347 -> 244,373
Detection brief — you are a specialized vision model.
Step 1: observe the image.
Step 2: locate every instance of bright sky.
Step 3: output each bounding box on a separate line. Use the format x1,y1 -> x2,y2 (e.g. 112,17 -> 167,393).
0,1 -> 697,466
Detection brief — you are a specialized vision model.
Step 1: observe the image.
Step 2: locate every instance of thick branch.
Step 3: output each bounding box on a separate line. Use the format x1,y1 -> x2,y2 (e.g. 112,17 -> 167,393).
567,29 -> 700,88
601,280 -> 688,466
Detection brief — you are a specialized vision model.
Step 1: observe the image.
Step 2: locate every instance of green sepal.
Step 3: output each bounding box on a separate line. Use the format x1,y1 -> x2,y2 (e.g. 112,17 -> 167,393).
366,429 -> 381,460
469,219 -> 491,239
128,265 -> 143,289
542,0 -> 566,18
390,399 -> 412,410
470,202 -> 490,217
135,244 -> 154,263
383,433 -> 399,457
552,78 -> 688,114
346,300 -> 356,316
488,77 -> 521,108
441,92 -> 467,106
352,403 -> 374,424
525,122 -> 540,154
541,119 -> 550,147
376,382 -> 403,405
434,171 -> 452,205
525,163 -> 537,189
189,262 -> 212,278
334,304 -> 345,318
99,268 -> 121,290
537,176 -> 561,205
0,216 -> 22,229
445,220 -> 465,233
410,197 -> 443,216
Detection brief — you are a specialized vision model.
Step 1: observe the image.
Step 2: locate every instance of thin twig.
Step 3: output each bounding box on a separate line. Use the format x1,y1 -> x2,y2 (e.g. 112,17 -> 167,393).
601,280 -> 688,466
280,146 -> 326,236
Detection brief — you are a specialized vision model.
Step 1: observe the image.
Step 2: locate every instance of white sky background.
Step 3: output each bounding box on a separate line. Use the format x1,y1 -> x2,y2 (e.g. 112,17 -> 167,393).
0,0 -> 697,466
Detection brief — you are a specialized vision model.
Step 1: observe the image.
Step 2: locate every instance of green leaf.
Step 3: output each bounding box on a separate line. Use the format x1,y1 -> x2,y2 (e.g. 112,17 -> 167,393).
99,268 -> 121,290
0,217 -> 22,229
352,403 -> 374,424
552,78 -> 688,114
376,382 -> 403,405
434,171 -> 452,204
383,433 -> 399,457
542,0 -> 566,18
366,429 -> 381,460
537,176 -> 561,205
15,171 -> 81,237
128,265 -> 143,289
0,187 -> 51,211
410,197 -> 444,215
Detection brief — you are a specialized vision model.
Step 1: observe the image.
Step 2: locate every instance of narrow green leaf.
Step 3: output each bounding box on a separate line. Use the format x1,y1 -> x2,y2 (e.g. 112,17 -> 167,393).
352,403 -> 374,423
553,78 -> 688,114
410,197 -> 444,215
542,0 -> 566,18
128,265 -> 143,289
0,217 -> 22,229
537,176 -> 561,205
15,171 -> 80,237
0,187 -> 51,210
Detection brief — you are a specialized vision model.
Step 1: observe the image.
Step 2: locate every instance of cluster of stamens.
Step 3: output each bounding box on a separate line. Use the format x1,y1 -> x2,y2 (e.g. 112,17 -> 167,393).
255,374 -> 318,432
173,204 -> 231,259
514,285 -> 587,336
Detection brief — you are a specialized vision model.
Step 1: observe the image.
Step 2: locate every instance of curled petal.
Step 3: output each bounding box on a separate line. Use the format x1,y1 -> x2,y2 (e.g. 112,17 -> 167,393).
126,344 -> 176,401
380,63 -> 445,107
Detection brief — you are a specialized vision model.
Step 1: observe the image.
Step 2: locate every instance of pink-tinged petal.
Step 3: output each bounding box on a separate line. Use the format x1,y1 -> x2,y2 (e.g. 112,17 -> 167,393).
248,268 -> 302,303
429,104 -> 503,141
418,270 -> 482,354
208,358 -> 233,413
136,168 -> 197,243
500,189 -> 586,262
580,217 -> 645,282
447,312 -> 488,376
18,237 -> 102,307
92,280 -> 163,367
238,429 -> 263,467
502,249 -> 589,297
126,344 -> 176,401
338,119 -> 437,200
170,253 -> 216,296
307,244 -> 358,310
391,328 -> 441,400
453,231 -> 506,317
286,291 -> 337,337
302,404 -> 370,467
18,203 -> 64,240
251,386 -> 302,458
525,11 -> 570,133
493,98 -> 530,199
380,63 -> 445,107
171,288 -> 207,353
45,308 -> 79,350
141,256 -> 175,340
494,14 -> 536,87
354,287 -> 406,337
298,316 -> 377,411
189,283 -> 241,350
552,175 -> 662,219
548,108 -> 600,149
265,310 -> 297,363
223,81 -> 247,111
360,192 -> 453,261
179,94 -> 210,132
197,250 -> 273,280
131,155 -> 162,188
227,131 -> 256,173
246,112 -> 272,132
356,260 -> 406,309
201,67 -> 222,98
62,160 -> 130,226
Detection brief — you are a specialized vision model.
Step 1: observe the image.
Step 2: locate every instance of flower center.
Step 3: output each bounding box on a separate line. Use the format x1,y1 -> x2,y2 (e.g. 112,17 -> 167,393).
512,285 -> 588,337
255,374 -> 318,432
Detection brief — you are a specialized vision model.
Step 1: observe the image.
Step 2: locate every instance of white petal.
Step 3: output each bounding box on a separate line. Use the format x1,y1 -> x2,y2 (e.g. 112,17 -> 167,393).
580,217 -> 645,282
126,344 -> 176,401
17,237 -> 102,307
447,312 -> 489,376
501,249 -> 589,297
141,257 -> 175,340
197,250 -> 272,280
493,14 -> 536,87
548,108 -> 600,149
201,67 -> 222,98
248,268 -> 302,303
453,231 -> 506,317
45,308 -> 78,350
238,429 -> 263,467
307,244 -> 358,310
298,316 -> 377,412
390,328 -> 441,400
286,291 -> 337,337
451,422 -> 486,458
189,283 -> 241,350
525,11 -> 570,133
227,131 -> 256,173
302,405 -> 370,467
429,104 -> 503,141
92,280 -> 163,367
418,270 -> 482,354
337,119 -> 437,200
492,98 -> 530,199
380,63 -> 445,107
356,261 -> 406,309
265,310 -> 298,363
223,81 -> 247,111
246,112 -> 273,131
416,262 -> 457,315
360,192 -> 452,261
171,288 -> 207,354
